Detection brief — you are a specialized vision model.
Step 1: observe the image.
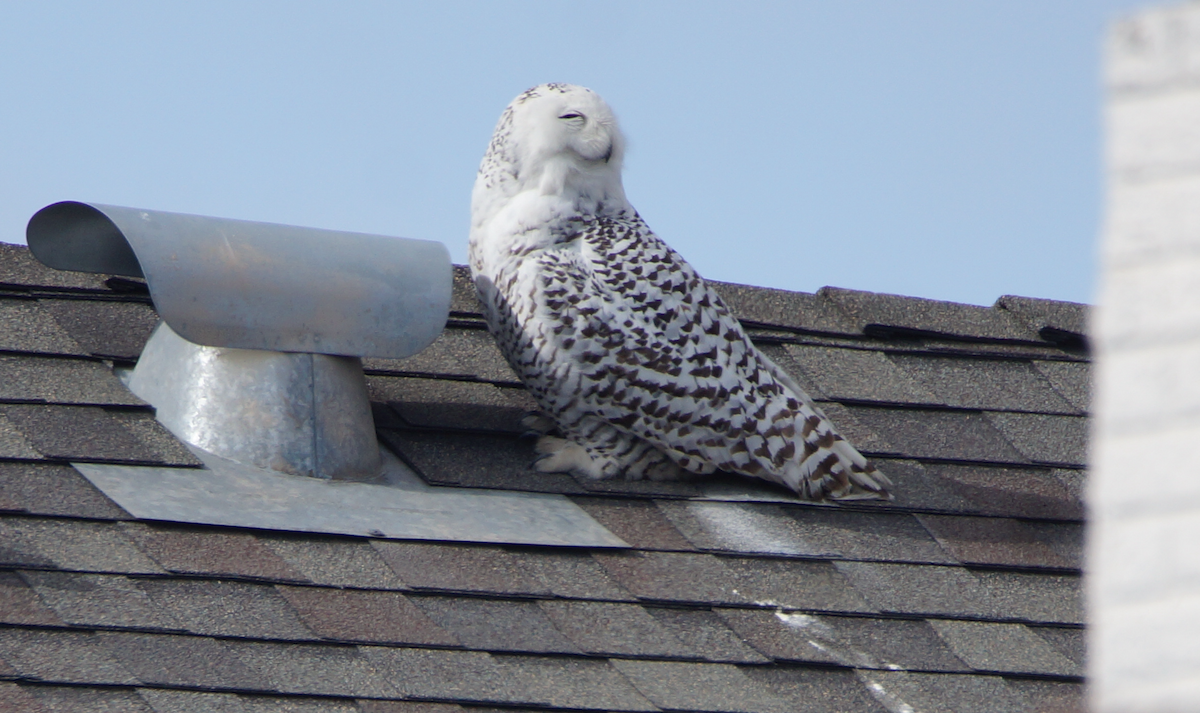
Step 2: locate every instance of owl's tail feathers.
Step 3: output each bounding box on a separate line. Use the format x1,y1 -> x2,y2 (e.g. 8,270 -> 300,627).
795,437 -> 894,501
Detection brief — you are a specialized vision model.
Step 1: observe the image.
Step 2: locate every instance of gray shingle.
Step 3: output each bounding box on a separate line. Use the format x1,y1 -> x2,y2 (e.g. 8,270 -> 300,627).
537,600 -> 691,657
0,355 -> 144,406
450,265 -> 483,315
227,640 -> 404,698
855,670 -> 1033,713
609,659 -> 796,713
0,628 -> 138,685
137,579 -> 315,639
380,429 -> 589,494
738,667 -> 891,713
24,686 -> 155,713
1033,360 -> 1091,413
889,354 -> 1080,414
277,586 -> 456,646
412,597 -> 580,653
0,683 -> 48,713
121,524 -> 303,580
260,536 -> 408,590
570,497 -> 695,551
997,295 -> 1089,345
0,463 -> 128,519
710,281 -> 859,335
21,571 -> 179,630
39,299 -> 160,360
986,412 -> 1088,466
0,571 -> 63,626
846,406 -> 1029,464
593,551 -> 747,605
0,298 -> 85,355
833,562 -> 1002,619
821,287 -> 1040,342
137,689 -> 256,713
0,243 -> 110,291
714,609 -> 843,665
973,570 -> 1083,625
509,550 -> 636,601
1004,680 -> 1086,713
929,620 -> 1081,677
659,500 -> 953,564
366,328 -> 517,385
724,609 -> 971,672
492,655 -> 660,712
0,518 -> 163,573
1032,626 -> 1086,668
645,606 -> 771,663
0,405 -> 201,466
370,541 -> 548,596
372,376 -> 536,433
362,648 -> 522,704
785,345 -> 937,404
0,411 -> 43,459
918,515 -> 1079,569
98,632 -> 267,690
915,462 -> 1083,520
721,556 -> 876,613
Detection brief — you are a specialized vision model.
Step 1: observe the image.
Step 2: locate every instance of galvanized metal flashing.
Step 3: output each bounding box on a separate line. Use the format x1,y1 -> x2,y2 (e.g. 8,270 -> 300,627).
27,201 -> 451,359
73,447 -> 629,548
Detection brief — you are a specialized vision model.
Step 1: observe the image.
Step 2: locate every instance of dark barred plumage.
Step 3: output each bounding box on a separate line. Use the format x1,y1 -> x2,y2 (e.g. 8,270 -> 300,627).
469,84 -> 891,500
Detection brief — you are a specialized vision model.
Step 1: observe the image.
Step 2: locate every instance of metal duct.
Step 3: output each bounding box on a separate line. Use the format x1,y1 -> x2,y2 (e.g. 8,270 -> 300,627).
27,201 -> 453,480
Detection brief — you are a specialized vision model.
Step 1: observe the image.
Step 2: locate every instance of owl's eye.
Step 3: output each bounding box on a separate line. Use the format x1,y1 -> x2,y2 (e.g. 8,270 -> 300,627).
558,112 -> 584,120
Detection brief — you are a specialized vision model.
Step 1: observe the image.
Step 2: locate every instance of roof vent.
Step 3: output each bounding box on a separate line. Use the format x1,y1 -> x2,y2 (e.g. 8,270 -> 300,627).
27,201 -> 452,479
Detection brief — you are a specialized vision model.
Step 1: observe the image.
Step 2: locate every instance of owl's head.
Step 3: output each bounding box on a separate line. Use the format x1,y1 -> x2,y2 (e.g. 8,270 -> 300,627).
476,84 -> 627,211
508,83 -> 625,170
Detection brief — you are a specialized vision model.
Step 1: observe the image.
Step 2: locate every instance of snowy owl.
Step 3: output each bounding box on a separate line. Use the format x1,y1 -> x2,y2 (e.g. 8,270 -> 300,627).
469,83 -> 892,500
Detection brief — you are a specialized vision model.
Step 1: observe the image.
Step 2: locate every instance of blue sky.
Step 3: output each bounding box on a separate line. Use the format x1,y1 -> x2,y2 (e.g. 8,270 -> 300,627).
0,1 -> 1151,306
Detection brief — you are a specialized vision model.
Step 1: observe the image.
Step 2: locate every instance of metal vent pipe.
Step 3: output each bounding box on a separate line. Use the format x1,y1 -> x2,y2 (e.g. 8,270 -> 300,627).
27,201 -> 453,479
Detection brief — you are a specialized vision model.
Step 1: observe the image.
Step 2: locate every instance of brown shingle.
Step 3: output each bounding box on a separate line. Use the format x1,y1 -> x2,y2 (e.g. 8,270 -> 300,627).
0,571 -> 63,626
570,497 -> 695,551
277,586 -> 457,646
372,542 -> 547,596
122,524 -> 303,580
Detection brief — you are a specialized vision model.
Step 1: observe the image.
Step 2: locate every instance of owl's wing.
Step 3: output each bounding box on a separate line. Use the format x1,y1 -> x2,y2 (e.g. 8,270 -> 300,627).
530,215 -> 889,500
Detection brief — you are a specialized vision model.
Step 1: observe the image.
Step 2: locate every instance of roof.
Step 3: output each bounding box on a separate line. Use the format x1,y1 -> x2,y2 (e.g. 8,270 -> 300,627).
0,241 -> 1088,712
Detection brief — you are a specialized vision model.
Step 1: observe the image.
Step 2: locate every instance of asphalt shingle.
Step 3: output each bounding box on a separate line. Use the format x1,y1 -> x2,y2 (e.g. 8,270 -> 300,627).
0,405 -> 201,465
0,628 -> 138,685
928,619 -> 1081,677
0,298 -> 84,355
277,586 -> 457,646
820,287 -> 1040,342
710,280 -> 859,335
21,571 -> 179,630
137,579 -> 315,639
227,641 -> 404,699
39,298 -> 159,360
0,463 -> 128,519
98,632 -> 267,690
370,541 -> 548,596
0,244 -> 1091,711
593,551 -> 747,605
986,412 -> 1089,467
260,536 -> 407,590
537,600 -> 691,657
846,406 -> 1030,464
0,571 -> 63,626
785,345 -> 936,404
0,355 -> 144,406
918,515 -> 1080,569
412,596 -> 579,653
0,518 -> 163,573
122,524 -> 303,580
888,354 -> 1080,414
